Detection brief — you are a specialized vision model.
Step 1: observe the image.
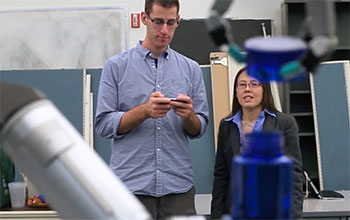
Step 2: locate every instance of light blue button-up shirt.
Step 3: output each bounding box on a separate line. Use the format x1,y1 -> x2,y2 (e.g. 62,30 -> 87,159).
225,109 -> 276,146
95,42 -> 209,197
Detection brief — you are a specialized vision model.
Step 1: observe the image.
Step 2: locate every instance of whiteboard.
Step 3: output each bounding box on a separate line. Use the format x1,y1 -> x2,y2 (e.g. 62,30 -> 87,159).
0,6 -> 128,70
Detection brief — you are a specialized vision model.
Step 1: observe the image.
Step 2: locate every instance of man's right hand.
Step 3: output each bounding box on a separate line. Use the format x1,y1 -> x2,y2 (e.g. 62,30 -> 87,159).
144,91 -> 172,118
118,92 -> 171,134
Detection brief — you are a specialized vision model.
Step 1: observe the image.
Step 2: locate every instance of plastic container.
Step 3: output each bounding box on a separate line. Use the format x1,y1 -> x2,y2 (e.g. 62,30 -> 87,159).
8,182 -> 27,208
232,132 -> 292,219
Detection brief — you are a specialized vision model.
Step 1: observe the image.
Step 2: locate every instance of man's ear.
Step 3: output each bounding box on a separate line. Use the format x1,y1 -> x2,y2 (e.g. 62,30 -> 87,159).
141,12 -> 147,25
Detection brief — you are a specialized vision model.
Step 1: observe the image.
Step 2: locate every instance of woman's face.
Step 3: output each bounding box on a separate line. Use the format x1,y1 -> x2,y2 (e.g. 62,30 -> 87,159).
236,71 -> 263,111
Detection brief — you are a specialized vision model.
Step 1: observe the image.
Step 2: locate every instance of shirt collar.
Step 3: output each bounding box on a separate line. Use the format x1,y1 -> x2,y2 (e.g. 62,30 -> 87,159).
137,41 -> 170,60
224,109 -> 276,122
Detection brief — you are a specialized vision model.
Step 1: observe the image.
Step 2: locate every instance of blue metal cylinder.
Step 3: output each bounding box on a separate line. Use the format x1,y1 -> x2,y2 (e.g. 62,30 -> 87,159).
232,132 -> 292,219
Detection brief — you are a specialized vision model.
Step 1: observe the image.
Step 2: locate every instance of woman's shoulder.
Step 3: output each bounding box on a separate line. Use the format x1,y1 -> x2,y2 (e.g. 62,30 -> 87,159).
275,111 -> 294,119
274,111 -> 297,126
219,117 -> 237,130
220,117 -> 233,125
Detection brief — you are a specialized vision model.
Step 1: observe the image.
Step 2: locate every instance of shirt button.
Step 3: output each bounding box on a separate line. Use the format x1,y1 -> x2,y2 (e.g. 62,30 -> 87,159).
152,65 -> 156,68
157,170 -> 160,173
157,148 -> 160,152
157,127 -> 160,130
157,85 -> 160,88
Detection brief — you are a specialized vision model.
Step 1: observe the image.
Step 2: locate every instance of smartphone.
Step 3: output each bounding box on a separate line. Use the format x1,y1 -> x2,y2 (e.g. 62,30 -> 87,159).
169,98 -> 187,103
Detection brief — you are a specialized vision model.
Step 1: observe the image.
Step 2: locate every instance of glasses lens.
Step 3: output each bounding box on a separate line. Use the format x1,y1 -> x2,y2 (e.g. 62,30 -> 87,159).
167,19 -> 177,26
238,82 -> 246,89
250,81 -> 260,88
153,18 -> 165,26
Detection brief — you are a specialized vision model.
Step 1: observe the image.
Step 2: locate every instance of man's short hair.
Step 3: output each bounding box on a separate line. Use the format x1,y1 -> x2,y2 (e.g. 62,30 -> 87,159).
145,0 -> 180,15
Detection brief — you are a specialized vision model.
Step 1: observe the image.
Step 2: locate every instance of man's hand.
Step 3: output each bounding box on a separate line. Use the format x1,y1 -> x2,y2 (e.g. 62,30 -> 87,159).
169,93 -> 193,120
144,91 -> 172,118
170,93 -> 201,136
118,92 -> 171,134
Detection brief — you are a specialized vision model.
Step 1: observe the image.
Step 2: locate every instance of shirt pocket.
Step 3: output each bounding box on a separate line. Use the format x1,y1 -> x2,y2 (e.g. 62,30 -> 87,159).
163,74 -> 191,98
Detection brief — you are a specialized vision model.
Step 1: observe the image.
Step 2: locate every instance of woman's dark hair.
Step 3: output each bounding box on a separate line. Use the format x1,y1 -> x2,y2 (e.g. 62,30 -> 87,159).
229,67 -> 277,117
145,0 -> 180,15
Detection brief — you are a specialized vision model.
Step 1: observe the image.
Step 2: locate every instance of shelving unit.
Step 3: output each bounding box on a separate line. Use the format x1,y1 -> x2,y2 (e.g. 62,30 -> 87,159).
281,0 -> 350,186
283,76 -> 319,182
281,0 -> 350,52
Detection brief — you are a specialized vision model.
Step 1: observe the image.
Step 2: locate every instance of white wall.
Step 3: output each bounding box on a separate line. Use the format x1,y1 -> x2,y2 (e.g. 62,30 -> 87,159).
0,0 -> 283,49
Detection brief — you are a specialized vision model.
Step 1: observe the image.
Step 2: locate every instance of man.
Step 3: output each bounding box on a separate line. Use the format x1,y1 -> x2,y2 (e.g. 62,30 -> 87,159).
95,0 -> 209,219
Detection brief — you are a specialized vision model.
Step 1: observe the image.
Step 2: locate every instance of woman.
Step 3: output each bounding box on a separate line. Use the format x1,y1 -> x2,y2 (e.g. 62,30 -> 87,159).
211,67 -> 303,219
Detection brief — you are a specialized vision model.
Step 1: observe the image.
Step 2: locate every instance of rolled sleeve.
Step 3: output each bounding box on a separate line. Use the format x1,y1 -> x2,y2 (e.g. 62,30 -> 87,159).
94,110 -> 126,139
113,112 -> 127,138
95,58 -> 127,139
188,113 -> 208,139
187,63 -> 209,139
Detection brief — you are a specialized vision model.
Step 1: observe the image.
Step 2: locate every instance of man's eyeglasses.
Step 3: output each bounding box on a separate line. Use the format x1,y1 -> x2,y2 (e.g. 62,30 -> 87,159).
146,14 -> 178,28
237,81 -> 262,89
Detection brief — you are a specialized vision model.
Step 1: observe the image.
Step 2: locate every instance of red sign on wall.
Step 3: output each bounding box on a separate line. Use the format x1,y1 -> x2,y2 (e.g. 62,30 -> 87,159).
131,13 -> 140,28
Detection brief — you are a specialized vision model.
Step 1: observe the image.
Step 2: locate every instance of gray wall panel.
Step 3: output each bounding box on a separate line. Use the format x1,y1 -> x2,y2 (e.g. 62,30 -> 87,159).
312,61 -> 350,190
